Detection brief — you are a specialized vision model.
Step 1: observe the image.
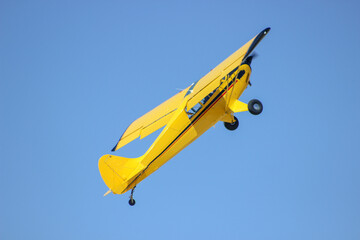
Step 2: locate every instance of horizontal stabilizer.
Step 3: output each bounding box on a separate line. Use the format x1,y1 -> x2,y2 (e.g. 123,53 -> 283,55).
103,189 -> 112,196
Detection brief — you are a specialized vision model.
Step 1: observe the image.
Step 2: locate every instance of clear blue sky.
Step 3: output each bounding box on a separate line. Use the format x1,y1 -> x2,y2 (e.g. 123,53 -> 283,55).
1,0 -> 360,239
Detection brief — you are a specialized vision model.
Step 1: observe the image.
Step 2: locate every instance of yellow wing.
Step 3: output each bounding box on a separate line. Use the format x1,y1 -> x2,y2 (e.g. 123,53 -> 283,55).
187,28 -> 270,110
112,87 -> 190,151
111,28 -> 270,151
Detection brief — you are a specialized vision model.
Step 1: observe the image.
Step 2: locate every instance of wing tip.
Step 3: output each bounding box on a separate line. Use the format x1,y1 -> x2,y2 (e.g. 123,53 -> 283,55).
263,27 -> 271,34
111,123 -> 133,152
243,27 -> 271,61
111,144 -> 117,152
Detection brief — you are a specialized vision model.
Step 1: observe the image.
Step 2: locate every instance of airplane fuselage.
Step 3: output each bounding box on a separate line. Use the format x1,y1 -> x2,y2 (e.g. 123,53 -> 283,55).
122,64 -> 252,192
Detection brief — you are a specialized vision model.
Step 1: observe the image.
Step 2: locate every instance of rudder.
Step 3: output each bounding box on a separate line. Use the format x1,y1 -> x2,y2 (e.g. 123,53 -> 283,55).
98,154 -> 145,194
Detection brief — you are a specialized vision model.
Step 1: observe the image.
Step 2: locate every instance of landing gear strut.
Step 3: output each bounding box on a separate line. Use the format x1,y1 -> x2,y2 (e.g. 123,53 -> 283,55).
128,186 -> 136,206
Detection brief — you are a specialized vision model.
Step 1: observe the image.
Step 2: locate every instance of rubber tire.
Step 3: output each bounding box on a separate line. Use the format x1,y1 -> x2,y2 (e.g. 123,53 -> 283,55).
224,116 -> 239,131
248,99 -> 263,115
129,199 -> 136,206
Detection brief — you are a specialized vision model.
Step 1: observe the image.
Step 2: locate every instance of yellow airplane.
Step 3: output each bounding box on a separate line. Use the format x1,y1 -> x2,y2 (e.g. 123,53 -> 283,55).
99,27 -> 271,206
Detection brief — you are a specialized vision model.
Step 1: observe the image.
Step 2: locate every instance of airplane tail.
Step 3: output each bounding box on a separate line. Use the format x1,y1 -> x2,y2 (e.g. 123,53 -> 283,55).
98,154 -> 145,195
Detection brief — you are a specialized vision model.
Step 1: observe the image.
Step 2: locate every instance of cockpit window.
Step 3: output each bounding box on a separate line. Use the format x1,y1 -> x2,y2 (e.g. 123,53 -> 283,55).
185,82 -> 197,97
202,89 -> 217,105
228,66 -> 239,78
186,103 -> 202,118
186,88 -> 219,118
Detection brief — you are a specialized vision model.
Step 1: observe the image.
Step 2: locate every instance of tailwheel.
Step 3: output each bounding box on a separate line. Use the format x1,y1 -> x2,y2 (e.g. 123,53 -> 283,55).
128,186 -> 136,206
248,99 -> 263,115
128,198 -> 136,206
224,116 -> 239,131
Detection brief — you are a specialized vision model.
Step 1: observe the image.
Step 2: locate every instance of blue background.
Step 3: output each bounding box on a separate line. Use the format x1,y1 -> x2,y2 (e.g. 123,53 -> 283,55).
1,0 -> 360,239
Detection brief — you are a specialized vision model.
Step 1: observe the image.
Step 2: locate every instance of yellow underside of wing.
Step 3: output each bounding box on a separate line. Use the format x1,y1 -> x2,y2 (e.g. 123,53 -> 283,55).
113,87 -> 189,151
113,30 -> 265,151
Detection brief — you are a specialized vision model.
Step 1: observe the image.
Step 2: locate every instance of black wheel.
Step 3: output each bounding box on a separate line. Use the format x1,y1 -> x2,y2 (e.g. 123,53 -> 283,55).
129,198 -> 136,206
224,116 -> 239,131
248,99 -> 263,115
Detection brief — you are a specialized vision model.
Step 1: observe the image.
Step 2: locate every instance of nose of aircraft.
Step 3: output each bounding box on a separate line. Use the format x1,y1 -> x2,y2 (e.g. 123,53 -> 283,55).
243,53 -> 257,66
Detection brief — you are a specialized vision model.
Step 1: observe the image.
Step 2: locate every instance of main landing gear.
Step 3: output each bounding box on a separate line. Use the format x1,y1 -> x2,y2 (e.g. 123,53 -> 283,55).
224,116 -> 239,131
128,186 -> 136,206
224,99 -> 263,131
248,99 -> 263,115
